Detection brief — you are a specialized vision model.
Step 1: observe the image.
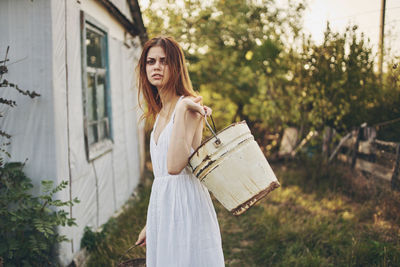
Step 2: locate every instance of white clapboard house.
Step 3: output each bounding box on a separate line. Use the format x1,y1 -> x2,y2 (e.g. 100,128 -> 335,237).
0,0 -> 147,264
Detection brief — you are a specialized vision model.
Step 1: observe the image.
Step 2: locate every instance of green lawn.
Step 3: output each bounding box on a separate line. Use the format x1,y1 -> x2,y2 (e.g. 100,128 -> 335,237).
84,157 -> 400,267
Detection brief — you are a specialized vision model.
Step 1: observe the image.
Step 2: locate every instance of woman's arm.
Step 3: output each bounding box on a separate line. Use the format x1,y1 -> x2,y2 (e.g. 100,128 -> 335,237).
191,112 -> 204,150
167,96 -> 207,175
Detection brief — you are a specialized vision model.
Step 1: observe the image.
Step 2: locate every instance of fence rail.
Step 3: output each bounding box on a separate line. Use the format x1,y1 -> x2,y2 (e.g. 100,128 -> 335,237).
333,128 -> 400,190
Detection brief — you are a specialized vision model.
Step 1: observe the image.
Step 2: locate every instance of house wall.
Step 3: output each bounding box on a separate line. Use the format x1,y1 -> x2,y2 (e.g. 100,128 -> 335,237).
0,0 -> 143,265
57,1 -> 143,265
81,0 -> 127,42
0,0 -> 58,192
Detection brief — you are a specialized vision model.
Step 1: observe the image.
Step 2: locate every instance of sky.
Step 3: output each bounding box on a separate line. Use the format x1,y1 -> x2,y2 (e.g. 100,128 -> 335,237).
301,0 -> 400,56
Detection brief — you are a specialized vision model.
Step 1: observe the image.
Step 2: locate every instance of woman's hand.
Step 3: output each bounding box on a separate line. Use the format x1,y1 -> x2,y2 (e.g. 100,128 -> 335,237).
135,225 -> 146,247
180,96 -> 212,116
203,105 -> 212,116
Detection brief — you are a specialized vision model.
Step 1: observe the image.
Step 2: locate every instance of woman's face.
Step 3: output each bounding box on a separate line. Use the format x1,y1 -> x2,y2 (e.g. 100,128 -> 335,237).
146,46 -> 170,89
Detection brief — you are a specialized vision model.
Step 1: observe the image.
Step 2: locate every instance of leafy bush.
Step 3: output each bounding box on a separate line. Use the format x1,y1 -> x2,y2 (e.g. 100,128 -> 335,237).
81,226 -> 107,252
0,162 -> 79,266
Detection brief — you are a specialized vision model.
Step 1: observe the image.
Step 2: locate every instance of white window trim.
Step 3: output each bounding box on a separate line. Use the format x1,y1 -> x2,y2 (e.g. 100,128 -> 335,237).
81,11 -> 113,162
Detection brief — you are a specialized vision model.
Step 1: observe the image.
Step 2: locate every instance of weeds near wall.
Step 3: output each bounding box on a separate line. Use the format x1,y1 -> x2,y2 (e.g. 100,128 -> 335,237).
0,46 -> 40,166
0,162 -> 79,266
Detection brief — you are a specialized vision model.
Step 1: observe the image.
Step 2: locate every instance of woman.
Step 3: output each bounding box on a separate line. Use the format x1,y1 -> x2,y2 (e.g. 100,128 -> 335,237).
135,36 -> 225,267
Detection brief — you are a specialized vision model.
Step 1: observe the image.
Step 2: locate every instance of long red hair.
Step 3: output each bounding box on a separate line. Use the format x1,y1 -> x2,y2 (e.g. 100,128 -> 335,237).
137,36 -> 196,122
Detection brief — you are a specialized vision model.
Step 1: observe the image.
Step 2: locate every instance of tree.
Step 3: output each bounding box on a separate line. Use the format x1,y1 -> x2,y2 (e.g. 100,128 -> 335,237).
290,25 -> 379,135
142,0 -> 305,142
141,0 -> 395,149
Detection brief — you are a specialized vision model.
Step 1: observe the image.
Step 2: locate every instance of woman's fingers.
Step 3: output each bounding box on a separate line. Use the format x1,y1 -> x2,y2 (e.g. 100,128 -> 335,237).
203,106 -> 212,116
136,238 -> 146,246
136,226 -> 146,246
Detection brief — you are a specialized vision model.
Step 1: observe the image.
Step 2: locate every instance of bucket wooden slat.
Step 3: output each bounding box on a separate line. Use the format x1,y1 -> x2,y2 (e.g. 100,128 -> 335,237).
188,121 -> 280,215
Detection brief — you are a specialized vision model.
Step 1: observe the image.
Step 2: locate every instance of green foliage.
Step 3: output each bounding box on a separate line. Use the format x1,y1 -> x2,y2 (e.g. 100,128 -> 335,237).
0,162 -> 79,266
80,218 -> 120,253
142,0 -> 400,148
370,57 -> 400,142
143,0 -> 305,133
81,226 -> 107,253
290,24 -> 379,134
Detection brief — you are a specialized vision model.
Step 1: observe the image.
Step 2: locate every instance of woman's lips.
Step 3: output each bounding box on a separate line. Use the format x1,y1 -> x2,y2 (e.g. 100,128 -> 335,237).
152,74 -> 163,80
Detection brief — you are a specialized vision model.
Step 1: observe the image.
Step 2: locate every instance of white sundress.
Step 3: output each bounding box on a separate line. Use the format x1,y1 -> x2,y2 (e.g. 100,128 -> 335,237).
146,96 -> 225,267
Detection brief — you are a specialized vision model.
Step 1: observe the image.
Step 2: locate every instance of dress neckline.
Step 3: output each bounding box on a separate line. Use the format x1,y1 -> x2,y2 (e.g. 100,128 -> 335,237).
152,95 -> 183,146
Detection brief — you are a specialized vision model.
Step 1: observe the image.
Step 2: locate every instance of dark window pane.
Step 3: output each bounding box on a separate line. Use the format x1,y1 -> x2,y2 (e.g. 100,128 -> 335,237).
86,27 -> 105,68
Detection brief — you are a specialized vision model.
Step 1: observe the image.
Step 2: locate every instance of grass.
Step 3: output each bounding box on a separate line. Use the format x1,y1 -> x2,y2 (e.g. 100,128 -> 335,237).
84,156 -> 400,267
80,169 -> 151,267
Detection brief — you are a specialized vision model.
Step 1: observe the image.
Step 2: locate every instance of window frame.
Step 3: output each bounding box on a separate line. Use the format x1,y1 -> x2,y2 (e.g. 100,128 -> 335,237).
80,11 -> 113,161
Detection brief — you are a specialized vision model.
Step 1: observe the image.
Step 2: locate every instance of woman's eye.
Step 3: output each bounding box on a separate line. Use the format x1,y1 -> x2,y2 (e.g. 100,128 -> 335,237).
146,59 -> 166,65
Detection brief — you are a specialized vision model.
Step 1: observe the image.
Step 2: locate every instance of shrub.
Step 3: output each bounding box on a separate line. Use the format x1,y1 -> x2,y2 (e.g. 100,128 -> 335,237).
0,162 -> 79,266
81,226 -> 107,253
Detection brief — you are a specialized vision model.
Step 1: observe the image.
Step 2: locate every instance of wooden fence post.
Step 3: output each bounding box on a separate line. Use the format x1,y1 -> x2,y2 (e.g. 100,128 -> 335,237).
322,126 -> 334,160
351,128 -> 361,169
391,143 -> 400,191
328,132 -> 352,162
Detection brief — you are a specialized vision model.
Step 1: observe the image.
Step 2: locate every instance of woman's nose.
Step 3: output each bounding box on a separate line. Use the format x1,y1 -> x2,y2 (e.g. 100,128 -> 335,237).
154,60 -> 162,70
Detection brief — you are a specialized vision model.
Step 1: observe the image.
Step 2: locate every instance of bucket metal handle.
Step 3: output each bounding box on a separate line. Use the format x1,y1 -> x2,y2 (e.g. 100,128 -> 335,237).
117,241 -> 144,266
204,114 -> 222,146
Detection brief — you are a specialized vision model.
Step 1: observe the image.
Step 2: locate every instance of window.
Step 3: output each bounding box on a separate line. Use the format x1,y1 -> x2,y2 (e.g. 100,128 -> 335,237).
81,12 -> 113,161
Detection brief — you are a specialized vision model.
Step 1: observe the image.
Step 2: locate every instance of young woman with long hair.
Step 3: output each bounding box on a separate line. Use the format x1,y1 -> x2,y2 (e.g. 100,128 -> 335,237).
135,36 -> 225,266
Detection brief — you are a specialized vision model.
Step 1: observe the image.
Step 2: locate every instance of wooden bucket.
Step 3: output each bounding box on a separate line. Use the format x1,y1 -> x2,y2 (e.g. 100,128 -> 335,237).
188,118 -> 280,215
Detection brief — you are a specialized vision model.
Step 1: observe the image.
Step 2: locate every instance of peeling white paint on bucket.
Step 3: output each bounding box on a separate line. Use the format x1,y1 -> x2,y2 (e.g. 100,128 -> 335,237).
188,120 -> 280,215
